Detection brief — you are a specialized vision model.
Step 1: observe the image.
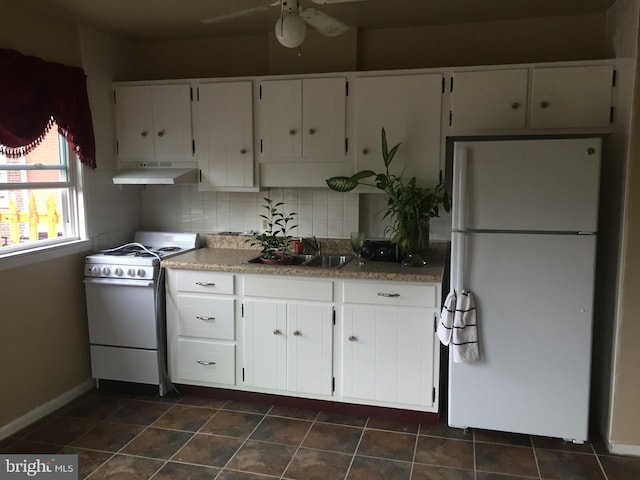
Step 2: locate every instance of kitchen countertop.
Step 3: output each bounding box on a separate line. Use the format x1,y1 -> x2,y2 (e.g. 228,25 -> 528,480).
162,235 -> 447,283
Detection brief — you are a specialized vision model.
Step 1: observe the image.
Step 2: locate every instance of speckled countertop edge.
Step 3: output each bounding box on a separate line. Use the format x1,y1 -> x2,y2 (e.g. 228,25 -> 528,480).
162,234 -> 447,283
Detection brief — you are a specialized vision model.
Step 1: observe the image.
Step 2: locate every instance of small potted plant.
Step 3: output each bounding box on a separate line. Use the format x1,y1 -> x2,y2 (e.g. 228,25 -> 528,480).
246,198 -> 298,264
326,128 -> 450,267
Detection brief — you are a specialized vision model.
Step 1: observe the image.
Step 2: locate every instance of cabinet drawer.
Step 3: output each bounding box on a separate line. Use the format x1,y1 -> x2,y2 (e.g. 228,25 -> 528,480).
177,271 -> 234,294
176,339 -> 235,385
343,281 -> 436,307
244,275 -> 333,302
177,295 -> 235,340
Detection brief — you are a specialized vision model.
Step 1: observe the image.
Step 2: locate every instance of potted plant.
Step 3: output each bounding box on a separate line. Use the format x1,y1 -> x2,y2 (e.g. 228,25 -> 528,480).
246,198 -> 298,264
326,128 -> 450,267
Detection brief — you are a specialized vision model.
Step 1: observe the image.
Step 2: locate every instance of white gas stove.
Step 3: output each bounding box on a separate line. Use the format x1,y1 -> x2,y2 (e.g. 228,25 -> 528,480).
83,231 -> 199,396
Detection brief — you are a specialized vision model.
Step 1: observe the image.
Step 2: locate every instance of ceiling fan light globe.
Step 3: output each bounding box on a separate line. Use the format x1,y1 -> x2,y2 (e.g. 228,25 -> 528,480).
275,13 -> 307,48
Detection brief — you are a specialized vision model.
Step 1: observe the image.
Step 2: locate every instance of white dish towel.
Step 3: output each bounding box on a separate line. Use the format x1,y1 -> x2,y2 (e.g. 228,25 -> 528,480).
437,289 -> 480,363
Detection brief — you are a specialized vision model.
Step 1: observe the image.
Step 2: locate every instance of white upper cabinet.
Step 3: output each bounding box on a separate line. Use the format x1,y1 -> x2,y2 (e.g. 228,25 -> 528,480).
529,65 -> 614,129
449,64 -> 614,132
260,77 -> 347,161
450,69 -> 528,131
195,81 -> 255,189
355,74 -> 443,187
114,84 -> 193,162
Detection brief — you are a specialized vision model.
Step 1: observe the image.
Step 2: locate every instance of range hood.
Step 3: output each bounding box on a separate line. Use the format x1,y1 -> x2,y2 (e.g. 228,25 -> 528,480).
112,161 -> 198,185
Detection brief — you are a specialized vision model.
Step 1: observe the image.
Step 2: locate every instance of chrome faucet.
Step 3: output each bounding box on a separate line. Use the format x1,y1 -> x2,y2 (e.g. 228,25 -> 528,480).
303,236 -> 322,256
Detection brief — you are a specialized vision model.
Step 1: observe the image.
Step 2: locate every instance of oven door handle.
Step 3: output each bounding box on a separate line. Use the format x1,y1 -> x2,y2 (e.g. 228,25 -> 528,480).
83,278 -> 154,287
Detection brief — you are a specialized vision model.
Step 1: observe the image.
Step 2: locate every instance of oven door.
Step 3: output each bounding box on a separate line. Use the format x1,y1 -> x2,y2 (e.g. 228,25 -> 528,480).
84,277 -> 158,349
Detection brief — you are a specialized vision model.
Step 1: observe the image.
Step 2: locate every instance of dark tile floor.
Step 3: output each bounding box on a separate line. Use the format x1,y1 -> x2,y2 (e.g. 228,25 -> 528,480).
2,389 -> 640,480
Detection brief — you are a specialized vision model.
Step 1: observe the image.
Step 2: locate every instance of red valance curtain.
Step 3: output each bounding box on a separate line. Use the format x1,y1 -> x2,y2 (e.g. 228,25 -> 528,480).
0,48 -> 96,168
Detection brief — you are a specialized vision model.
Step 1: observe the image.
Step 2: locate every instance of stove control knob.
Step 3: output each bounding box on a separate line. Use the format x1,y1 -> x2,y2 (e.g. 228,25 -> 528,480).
102,267 -> 111,276
137,268 -> 146,277
90,266 -> 101,275
127,268 -> 136,277
114,268 -> 124,276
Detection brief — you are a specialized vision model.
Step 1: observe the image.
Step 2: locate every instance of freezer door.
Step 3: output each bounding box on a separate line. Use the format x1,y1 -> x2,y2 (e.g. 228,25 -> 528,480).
454,138 -> 601,232
448,232 -> 596,442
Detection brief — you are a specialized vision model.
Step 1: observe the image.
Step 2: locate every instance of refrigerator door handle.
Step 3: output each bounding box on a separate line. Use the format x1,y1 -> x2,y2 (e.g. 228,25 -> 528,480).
453,146 -> 468,232
452,146 -> 468,292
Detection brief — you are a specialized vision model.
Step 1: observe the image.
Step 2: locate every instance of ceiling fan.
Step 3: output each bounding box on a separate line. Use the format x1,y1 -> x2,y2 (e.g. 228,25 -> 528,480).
201,0 -> 368,48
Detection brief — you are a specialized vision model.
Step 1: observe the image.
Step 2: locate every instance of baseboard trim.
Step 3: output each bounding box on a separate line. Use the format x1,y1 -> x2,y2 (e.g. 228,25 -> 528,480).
609,442 -> 640,457
0,379 -> 94,441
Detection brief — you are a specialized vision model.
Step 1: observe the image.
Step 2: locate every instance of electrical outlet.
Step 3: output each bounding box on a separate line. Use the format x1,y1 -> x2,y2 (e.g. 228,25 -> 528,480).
262,219 -> 268,230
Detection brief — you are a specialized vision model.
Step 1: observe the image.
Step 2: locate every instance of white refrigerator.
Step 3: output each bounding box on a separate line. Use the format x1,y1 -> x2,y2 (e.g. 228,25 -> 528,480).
448,137 -> 601,443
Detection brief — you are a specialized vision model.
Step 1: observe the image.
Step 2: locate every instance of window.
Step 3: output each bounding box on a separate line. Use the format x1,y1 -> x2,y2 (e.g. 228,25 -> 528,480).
0,120 -> 84,254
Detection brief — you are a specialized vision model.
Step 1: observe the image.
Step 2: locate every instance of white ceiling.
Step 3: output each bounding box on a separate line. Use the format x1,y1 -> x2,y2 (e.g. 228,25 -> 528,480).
20,0 -> 616,41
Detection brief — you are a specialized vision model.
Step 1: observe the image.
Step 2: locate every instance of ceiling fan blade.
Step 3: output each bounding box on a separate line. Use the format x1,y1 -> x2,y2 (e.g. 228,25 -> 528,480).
311,0 -> 367,4
299,7 -> 350,37
201,1 -> 279,25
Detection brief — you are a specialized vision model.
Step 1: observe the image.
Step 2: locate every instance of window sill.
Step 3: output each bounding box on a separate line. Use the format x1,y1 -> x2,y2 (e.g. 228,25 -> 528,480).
0,239 -> 93,271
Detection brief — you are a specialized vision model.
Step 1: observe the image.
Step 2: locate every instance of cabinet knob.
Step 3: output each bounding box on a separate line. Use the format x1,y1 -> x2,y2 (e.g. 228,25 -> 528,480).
511,102 -> 521,109
308,128 -> 316,135
587,147 -> 596,156
196,316 -> 215,321
196,360 -> 216,366
348,335 -> 358,342
377,292 -> 400,298
273,329 -> 282,335
157,129 -> 165,137
540,101 -> 550,109
362,148 -> 369,155
289,129 -> 297,135
141,130 -> 148,137
240,148 -> 247,155
293,330 -> 302,336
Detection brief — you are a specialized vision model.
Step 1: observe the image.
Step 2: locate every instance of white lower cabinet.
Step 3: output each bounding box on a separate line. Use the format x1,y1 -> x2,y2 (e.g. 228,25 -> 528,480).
243,299 -> 333,396
167,269 -> 440,412
166,270 -> 238,387
340,280 -> 440,412
242,275 -> 334,397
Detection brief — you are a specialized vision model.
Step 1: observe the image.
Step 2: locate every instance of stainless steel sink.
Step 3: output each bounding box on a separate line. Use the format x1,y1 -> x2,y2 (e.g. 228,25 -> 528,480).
302,254 -> 353,268
247,254 -> 353,268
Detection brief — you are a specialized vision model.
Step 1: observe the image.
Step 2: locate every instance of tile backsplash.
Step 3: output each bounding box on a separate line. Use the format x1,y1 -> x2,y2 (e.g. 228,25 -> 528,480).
141,186 -> 359,240
141,186 -> 451,243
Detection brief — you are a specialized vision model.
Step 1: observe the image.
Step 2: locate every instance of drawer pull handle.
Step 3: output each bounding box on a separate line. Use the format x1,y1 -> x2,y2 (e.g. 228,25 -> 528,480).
540,101 -> 550,109
293,330 -> 302,336
273,329 -> 282,335
377,292 -> 400,298
197,360 -> 216,366
196,316 -> 215,321
348,335 -> 357,342
195,282 -> 216,287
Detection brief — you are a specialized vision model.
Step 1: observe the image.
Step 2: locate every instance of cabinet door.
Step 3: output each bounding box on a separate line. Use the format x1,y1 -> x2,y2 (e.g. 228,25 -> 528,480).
151,84 -> 193,161
302,77 -> 346,158
530,65 -> 613,129
355,74 -> 442,186
115,85 -> 155,160
287,303 -> 333,396
342,305 -> 435,407
115,84 -> 192,162
450,69 -> 528,131
243,299 -> 287,391
260,79 -> 302,159
196,81 -> 254,188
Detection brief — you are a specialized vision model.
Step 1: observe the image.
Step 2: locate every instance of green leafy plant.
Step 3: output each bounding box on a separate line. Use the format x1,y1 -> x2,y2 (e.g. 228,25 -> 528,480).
326,128 -> 450,254
245,198 -> 298,260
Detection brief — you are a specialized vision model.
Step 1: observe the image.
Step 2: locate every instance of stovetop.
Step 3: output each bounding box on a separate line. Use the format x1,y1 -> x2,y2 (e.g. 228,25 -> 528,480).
84,231 -> 199,279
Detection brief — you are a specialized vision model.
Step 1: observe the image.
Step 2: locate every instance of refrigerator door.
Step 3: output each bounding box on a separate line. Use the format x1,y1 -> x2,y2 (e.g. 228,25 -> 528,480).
448,232 -> 596,441
453,138 -> 601,232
